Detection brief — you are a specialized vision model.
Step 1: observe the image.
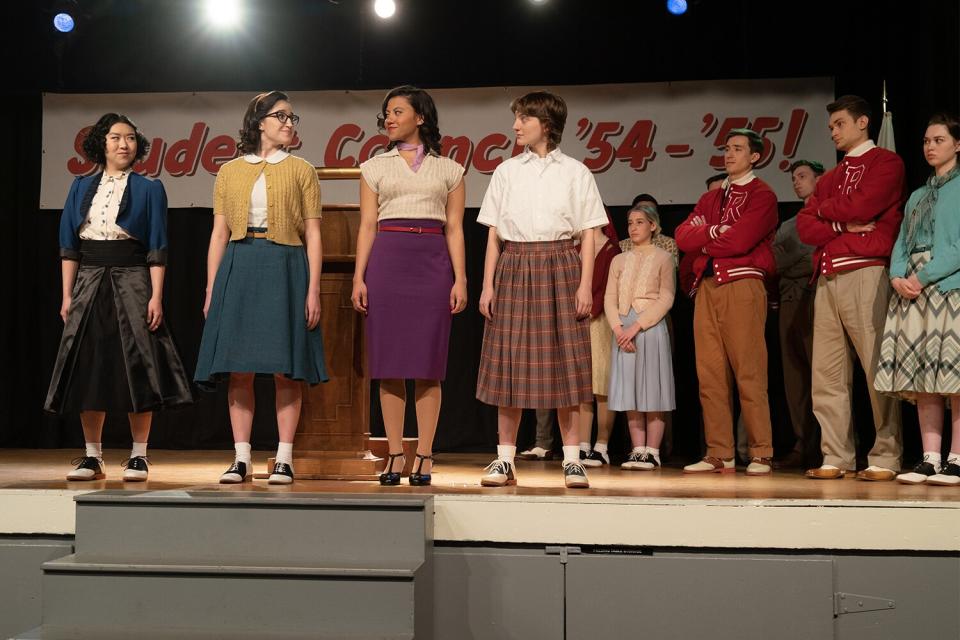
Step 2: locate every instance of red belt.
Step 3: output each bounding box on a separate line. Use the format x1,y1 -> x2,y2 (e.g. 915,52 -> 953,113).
378,225 -> 443,235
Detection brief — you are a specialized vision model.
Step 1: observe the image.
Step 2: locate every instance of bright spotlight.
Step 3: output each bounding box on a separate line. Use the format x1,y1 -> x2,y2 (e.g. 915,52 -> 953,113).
374,0 -> 396,19
666,0 -> 688,15
204,0 -> 243,29
53,12 -> 75,33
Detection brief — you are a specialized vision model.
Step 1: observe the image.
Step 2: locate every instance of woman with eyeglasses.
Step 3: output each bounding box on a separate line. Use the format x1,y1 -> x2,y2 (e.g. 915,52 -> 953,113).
195,90 -> 328,485
45,112 -> 192,482
352,86 -> 467,486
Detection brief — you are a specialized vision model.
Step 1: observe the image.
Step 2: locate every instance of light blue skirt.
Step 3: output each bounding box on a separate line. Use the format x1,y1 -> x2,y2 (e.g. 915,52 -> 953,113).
608,310 -> 675,412
194,235 -> 329,386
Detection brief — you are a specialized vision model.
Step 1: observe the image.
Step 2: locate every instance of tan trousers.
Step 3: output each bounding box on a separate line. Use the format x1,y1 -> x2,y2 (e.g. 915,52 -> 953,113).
812,267 -> 902,470
694,278 -> 773,459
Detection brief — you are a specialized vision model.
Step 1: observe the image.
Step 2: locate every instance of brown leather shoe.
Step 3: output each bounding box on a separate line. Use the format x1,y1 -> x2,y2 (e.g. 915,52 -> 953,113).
856,467 -> 897,482
805,466 -> 845,480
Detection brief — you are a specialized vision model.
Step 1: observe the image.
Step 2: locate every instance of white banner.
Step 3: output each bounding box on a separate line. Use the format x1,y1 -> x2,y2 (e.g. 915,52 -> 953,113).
41,78 -> 835,209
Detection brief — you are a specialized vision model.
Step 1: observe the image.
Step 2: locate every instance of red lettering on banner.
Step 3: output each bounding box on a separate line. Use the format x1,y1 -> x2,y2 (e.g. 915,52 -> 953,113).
359,135 -> 389,163
164,122 -> 209,177
442,135 -> 474,169
324,123 -> 364,167
66,127 -> 97,176
583,121 -> 623,172
615,120 -> 657,171
135,139 -> 166,178
473,133 -> 511,174
200,135 -> 237,174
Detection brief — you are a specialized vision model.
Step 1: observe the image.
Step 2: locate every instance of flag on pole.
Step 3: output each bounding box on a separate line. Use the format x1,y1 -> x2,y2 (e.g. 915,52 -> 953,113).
877,80 -> 896,152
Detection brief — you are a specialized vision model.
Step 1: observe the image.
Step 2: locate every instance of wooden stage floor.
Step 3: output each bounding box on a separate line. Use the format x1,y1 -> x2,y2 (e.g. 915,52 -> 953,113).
0,449 -> 957,502
2,450 -> 958,552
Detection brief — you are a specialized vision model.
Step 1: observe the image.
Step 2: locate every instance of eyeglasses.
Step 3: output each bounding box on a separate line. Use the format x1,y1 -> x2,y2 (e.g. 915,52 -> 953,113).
263,112 -> 300,126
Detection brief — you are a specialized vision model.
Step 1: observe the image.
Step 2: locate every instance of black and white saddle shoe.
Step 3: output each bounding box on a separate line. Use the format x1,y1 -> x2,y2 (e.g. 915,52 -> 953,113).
122,456 -> 149,482
563,460 -> 590,488
219,460 -> 251,484
268,462 -> 295,485
67,456 -> 105,481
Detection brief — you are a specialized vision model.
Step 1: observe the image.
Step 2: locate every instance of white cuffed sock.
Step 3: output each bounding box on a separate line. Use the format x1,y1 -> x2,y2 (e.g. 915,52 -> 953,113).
131,442 -> 148,458
276,442 -> 294,465
579,442 -> 591,454
497,445 -> 516,465
646,447 -> 661,464
562,446 -> 580,464
234,442 -> 252,465
947,452 -> 960,465
923,451 -> 942,466
85,443 -> 102,459
594,442 -> 608,455
630,446 -> 645,455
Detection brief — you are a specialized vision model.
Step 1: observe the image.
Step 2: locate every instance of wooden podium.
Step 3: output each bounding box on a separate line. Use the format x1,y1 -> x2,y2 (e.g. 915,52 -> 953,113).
267,167 -> 381,479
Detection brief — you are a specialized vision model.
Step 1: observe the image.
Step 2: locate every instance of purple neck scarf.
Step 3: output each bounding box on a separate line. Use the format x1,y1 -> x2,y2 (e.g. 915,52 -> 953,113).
397,142 -> 426,172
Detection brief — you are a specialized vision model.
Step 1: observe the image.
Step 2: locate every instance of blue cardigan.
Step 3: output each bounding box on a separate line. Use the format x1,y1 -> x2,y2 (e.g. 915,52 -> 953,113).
890,177 -> 960,293
59,172 -> 169,265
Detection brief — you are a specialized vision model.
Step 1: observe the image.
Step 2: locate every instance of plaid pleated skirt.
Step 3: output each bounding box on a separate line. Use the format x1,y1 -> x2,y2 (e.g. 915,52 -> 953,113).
876,250 -> 960,399
476,239 -> 592,409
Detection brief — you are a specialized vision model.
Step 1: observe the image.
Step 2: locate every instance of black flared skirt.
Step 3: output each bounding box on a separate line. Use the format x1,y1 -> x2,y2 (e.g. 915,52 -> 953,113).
44,240 -> 193,414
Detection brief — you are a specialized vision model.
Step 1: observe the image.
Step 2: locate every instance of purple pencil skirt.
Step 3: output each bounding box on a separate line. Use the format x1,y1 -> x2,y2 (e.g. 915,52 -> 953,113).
364,219 -> 453,380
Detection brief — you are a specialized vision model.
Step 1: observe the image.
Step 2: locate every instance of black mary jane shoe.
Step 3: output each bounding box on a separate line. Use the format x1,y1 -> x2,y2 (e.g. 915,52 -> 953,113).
379,452 -> 405,486
409,454 -> 433,486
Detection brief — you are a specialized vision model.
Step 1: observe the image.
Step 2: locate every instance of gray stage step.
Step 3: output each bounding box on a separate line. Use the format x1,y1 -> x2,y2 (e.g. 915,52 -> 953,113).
73,490 -> 432,567
14,625 -> 413,639
20,490 -> 434,639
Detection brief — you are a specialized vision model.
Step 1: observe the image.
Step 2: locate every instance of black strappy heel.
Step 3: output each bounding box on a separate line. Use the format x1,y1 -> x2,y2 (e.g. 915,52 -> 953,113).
379,452 -> 405,486
409,454 -> 433,486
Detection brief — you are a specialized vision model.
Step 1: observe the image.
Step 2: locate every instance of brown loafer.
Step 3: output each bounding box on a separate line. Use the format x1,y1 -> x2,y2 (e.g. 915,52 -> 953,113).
856,467 -> 897,482
805,466 -> 845,480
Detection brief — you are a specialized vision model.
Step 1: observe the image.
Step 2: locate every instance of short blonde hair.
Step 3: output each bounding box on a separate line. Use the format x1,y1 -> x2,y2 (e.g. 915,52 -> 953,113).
629,203 -> 660,236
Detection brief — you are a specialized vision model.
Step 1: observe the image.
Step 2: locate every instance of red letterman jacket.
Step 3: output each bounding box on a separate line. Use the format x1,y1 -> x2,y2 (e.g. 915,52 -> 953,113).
675,176 -> 778,297
796,146 -> 905,278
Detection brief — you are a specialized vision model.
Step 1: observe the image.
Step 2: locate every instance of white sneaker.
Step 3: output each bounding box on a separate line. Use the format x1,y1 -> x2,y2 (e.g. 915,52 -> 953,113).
518,447 -> 552,461
622,450 -> 659,470
480,459 -> 516,486
683,457 -> 735,474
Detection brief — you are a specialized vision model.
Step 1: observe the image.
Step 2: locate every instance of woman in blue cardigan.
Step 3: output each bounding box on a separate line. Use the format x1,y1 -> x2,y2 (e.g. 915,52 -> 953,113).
45,113 -> 192,482
876,112 -> 960,486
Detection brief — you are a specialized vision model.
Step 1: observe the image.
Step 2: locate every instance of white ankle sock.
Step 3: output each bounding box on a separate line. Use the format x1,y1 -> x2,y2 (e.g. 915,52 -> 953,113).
631,446 -> 645,455
497,445 -> 516,465
234,442 -> 252,465
131,442 -> 147,458
579,442 -> 591,454
923,451 -> 942,466
594,442 -> 608,455
646,447 -> 661,463
562,446 -> 580,464
85,443 -> 102,459
276,442 -> 294,465
947,452 -> 960,464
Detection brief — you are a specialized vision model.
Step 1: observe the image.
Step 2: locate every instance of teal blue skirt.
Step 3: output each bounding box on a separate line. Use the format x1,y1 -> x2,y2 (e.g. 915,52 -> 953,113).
194,235 -> 329,386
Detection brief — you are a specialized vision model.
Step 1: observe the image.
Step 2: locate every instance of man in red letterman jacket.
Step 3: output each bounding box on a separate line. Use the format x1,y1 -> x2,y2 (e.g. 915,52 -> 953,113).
676,128 -> 778,476
798,95 -> 904,481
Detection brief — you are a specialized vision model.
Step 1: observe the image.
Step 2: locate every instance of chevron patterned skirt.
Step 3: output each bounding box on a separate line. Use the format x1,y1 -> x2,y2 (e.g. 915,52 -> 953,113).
876,250 -> 960,399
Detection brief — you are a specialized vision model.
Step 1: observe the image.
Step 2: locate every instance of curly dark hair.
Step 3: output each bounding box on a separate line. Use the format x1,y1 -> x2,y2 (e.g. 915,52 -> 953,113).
81,113 -> 150,166
237,90 -> 290,155
377,86 -> 442,156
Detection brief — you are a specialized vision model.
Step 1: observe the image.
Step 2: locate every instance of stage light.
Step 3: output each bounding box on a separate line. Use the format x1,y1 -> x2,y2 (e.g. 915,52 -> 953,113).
374,0 -> 396,19
666,0 -> 688,15
204,0 -> 243,29
53,12 -> 75,33
529,0 -> 549,4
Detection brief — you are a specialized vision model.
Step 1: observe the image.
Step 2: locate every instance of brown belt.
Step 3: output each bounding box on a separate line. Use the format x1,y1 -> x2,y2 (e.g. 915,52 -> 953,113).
378,225 -> 443,235
245,231 -> 268,239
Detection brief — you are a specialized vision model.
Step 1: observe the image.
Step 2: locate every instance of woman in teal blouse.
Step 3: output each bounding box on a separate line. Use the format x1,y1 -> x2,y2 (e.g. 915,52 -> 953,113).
876,112 -> 960,486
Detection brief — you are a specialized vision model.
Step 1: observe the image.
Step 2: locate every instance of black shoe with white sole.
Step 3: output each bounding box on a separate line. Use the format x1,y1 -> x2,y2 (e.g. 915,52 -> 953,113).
66,456 -> 105,481
219,460 -> 251,484
122,456 -> 149,482
268,462 -> 295,485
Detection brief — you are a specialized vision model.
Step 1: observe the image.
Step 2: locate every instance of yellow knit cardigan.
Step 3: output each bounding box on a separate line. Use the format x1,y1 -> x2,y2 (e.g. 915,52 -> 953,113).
213,154 -> 322,246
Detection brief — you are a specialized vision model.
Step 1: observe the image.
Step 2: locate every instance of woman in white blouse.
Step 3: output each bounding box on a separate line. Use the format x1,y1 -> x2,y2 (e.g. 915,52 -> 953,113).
475,91 -> 607,489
